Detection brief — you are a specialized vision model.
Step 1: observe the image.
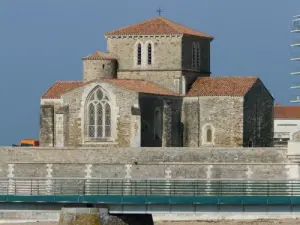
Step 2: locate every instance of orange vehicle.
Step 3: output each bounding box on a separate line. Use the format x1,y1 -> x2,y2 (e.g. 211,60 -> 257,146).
12,139 -> 39,147
20,139 -> 39,147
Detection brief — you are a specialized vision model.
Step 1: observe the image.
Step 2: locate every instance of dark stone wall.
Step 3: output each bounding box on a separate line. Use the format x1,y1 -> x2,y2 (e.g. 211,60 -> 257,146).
139,94 -> 182,147
243,79 -> 274,147
182,36 -> 211,73
40,105 -> 54,147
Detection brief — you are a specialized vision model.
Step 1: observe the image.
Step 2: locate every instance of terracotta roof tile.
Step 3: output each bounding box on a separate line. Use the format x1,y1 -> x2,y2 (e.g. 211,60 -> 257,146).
103,78 -> 178,96
42,79 -> 178,99
187,77 -> 258,97
105,16 -> 213,39
41,81 -> 85,99
274,105 -> 300,119
82,51 -> 116,60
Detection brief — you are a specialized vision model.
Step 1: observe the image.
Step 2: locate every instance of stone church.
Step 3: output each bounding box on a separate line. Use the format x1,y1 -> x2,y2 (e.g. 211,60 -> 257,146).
40,16 -> 274,148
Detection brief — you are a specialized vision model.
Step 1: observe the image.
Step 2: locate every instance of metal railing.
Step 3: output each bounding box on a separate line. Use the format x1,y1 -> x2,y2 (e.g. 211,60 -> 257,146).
1,178 -> 300,197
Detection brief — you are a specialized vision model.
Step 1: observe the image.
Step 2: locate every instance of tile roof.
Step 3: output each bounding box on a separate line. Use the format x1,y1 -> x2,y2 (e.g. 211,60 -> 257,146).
42,81 -> 85,99
41,79 -> 178,99
82,51 -> 116,60
187,77 -> 258,97
103,79 -> 178,96
105,16 -> 213,39
274,105 -> 300,119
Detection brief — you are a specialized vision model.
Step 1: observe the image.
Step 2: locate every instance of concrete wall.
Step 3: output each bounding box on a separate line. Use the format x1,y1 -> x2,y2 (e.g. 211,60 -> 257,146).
0,147 -> 295,180
182,96 -> 244,147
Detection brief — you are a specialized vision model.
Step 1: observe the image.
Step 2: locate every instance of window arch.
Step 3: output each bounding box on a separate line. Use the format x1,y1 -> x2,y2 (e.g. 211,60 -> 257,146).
192,42 -> 196,68
153,107 -> 162,140
86,87 -> 111,139
206,128 -> 212,143
202,124 -> 214,145
147,43 -> 152,65
137,43 -> 142,65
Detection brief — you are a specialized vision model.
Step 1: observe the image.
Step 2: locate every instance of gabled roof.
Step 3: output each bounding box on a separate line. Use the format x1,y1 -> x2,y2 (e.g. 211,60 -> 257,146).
42,81 -> 85,99
187,77 -> 258,97
82,51 -> 117,60
105,16 -> 213,39
274,105 -> 300,119
41,79 -> 178,99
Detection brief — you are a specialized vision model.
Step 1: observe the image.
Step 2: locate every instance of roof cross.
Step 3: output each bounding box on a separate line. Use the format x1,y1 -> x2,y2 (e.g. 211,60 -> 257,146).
156,8 -> 163,16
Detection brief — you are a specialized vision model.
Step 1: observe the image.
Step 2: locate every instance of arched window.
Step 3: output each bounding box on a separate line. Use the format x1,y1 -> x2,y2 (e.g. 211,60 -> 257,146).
154,108 -> 162,140
202,124 -> 214,145
206,128 -> 212,143
147,43 -> 152,65
137,44 -> 142,65
192,43 -> 196,68
87,87 -> 111,139
196,43 -> 201,68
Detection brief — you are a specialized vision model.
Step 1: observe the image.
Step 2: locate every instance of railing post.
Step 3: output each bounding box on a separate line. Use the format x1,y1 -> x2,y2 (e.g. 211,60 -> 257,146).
30,179 -> 33,196
54,179 -> 56,195
106,179 -> 108,195
83,179 -> 86,195
37,179 -> 40,195
14,180 -> 16,195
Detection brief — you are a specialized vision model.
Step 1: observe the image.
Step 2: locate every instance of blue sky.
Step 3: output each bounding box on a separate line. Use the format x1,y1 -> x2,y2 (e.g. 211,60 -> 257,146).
0,0 -> 298,145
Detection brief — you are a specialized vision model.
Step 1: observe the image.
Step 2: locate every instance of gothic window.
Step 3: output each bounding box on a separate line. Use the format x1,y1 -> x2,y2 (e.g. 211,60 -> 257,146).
87,87 -> 111,140
147,43 -> 152,65
192,42 -> 196,68
196,43 -> 201,68
154,107 -> 162,140
137,43 -> 142,65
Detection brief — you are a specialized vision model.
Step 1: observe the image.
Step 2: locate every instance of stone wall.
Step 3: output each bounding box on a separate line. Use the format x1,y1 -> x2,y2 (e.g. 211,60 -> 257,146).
40,105 -> 54,147
83,59 -> 117,81
139,95 -> 182,147
107,36 -> 182,71
182,96 -> 244,147
182,36 -> 211,73
0,147 -> 295,180
60,82 -> 139,147
118,71 -> 182,93
243,79 -> 274,147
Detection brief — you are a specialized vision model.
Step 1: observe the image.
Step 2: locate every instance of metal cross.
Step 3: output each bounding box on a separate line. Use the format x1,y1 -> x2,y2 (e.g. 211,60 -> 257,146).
156,8 -> 163,16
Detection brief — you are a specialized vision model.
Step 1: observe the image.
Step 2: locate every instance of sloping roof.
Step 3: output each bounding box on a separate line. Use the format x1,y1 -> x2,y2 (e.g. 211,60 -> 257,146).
41,79 -> 178,99
82,51 -> 116,60
105,16 -> 213,39
187,77 -> 258,97
42,81 -> 85,99
103,79 -> 177,96
274,105 -> 300,119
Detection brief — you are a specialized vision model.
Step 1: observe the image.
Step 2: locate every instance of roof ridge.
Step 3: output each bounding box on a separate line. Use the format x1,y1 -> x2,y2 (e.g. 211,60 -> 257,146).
55,80 -> 83,83
197,76 -> 258,79
105,17 -> 161,36
160,17 -> 207,37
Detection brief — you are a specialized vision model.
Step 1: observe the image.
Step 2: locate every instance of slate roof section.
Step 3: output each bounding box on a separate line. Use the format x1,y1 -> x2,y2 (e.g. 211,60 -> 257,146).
41,79 -> 178,99
274,105 -> 300,119
187,77 -> 259,97
105,16 -> 213,39
82,51 -> 117,60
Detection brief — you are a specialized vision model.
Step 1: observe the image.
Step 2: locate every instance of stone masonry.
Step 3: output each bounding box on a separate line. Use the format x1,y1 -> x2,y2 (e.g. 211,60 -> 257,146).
40,16 -> 274,148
